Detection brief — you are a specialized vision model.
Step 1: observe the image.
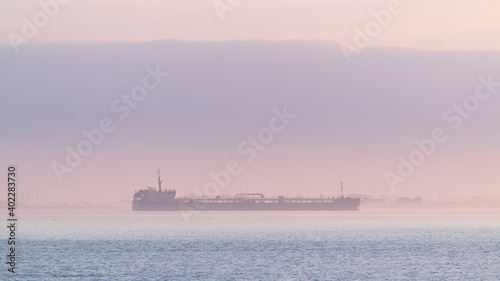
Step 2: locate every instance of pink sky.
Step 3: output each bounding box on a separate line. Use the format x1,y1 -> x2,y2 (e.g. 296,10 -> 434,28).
1,0 -> 500,50
1,1 -> 499,205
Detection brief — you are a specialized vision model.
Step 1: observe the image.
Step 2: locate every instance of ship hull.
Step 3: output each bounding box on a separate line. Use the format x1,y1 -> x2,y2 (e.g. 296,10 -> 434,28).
132,198 -> 360,211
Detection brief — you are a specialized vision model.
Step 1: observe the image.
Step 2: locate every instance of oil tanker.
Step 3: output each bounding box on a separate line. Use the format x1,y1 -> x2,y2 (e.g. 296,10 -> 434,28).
132,169 -> 360,211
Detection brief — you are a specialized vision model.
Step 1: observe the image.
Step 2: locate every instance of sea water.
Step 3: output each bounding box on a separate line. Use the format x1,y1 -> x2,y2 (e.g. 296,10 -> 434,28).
2,208 -> 500,280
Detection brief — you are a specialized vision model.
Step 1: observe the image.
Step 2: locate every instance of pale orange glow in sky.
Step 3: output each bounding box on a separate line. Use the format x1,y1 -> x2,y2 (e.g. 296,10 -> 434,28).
1,0 -> 499,51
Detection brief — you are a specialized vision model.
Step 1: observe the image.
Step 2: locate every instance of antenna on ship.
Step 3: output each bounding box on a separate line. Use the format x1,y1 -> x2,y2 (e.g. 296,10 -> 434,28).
157,168 -> 163,192
296,177 -> 299,199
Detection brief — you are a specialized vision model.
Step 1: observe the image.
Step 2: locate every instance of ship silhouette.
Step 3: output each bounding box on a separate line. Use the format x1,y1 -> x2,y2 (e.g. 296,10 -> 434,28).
132,169 -> 360,211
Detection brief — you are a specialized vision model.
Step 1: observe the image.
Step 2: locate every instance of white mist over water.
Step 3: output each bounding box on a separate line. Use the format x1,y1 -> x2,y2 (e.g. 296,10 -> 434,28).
3,208 -> 500,280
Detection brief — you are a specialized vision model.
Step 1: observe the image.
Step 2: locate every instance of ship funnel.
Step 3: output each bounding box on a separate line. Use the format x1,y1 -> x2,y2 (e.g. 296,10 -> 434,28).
157,169 -> 163,192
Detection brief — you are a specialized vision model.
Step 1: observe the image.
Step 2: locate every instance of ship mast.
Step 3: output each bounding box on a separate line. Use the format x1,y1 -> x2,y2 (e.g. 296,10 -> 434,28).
158,168 -> 163,192
341,181 -> 344,198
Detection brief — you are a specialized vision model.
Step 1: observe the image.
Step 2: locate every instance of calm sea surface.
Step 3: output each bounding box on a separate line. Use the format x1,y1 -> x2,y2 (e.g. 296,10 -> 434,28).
2,208 -> 500,280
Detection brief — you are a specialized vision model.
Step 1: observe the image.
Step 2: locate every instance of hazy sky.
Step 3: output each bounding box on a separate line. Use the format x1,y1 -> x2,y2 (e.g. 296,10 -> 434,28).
1,1 -> 499,205
1,0 -> 500,50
